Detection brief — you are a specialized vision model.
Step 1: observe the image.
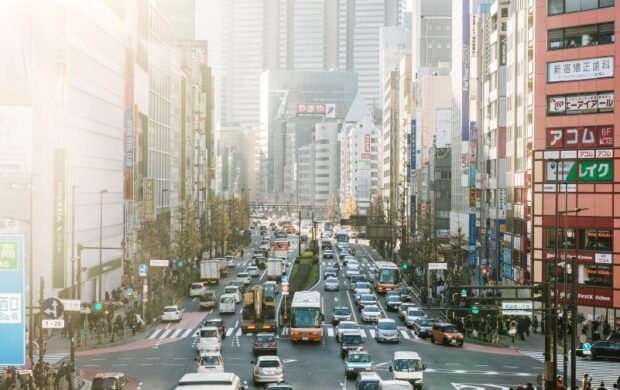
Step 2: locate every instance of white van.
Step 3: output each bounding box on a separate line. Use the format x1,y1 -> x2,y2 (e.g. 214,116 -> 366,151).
388,351 -> 425,389
224,285 -> 241,303
381,380 -> 413,390
175,372 -> 247,390
219,294 -> 236,314
196,326 -> 222,352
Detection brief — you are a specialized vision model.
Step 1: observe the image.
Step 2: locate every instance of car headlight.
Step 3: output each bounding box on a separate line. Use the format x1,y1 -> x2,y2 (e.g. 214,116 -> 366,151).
446,335 -> 452,339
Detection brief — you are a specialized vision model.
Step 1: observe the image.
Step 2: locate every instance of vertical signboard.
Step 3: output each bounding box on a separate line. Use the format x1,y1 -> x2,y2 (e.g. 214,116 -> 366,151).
0,234 -> 25,365
144,178 -> 154,221
53,149 -> 66,288
461,0 -> 470,142
410,119 -> 417,238
124,48 -> 135,260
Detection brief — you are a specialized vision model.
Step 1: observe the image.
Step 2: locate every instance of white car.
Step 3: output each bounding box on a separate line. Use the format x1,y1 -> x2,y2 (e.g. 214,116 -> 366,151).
189,282 -> 207,297
161,305 -> 183,322
247,266 -> 260,277
361,305 -> 382,323
336,321 -> 360,343
196,326 -> 222,352
224,285 -> 242,303
405,308 -> 427,327
196,352 -> 224,373
226,256 -> 236,268
346,266 -> 360,279
237,272 -> 251,285
324,276 -> 340,291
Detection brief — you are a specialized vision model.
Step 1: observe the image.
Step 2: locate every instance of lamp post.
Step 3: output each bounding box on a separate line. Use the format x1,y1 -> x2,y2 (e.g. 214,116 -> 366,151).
558,205 -> 587,389
551,159 -> 560,389
98,189 -> 108,301
71,186 -> 79,299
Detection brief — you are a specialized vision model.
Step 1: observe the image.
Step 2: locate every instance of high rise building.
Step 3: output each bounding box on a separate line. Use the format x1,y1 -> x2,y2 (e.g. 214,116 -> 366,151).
410,0 -> 453,77
314,122 -> 341,207
532,0 -> 618,313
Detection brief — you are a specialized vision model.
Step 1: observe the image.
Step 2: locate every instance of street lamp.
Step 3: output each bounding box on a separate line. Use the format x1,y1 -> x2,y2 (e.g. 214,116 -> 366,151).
98,189 -> 108,301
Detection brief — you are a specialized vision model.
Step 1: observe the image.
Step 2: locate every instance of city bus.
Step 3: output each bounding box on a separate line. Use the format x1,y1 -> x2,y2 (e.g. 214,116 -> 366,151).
273,238 -> 290,258
290,291 -> 323,342
374,261 -> 400,294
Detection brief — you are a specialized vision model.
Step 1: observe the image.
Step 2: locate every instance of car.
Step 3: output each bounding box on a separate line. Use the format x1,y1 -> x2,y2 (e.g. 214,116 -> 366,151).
323,249 -> 334,259
389,351 -> 426,388
324,276 -> 340,291
608,333 -> 620,343
252,355 -> 284,385
237,272 -> 251,285
358,294 -> 378,310
405,308 -> 427,328
253,332 -> 278,356
247,265 -> 260,277
331,306 -> 353,325
582,340 -> 620,360
352,281 -> 371,292
336,321 -> 360,343
430,323 -> 464,347
189,282 -> 207,297
356,371 -> 381,390
161,305 -> 183,322
350,274 -> 367,286
226,257 -> 236,268
196,326 -> 222,352
323,267 -> 338,279
398,303 -> 417,320
229,279 -> 246,293
385,295 -> 402,311
92,373 -> 129,390
264,280 -> 280,294
340,329 -> 365,358
354,288 -> 372,305
375,318 -> 399,343
346,266 -> 360,279
176,373 -> 246,389
411,318 -> 434,339
265,383 -> 295,390
195,352 -> 224,373
361,305 -> 382,323
344,351 -> 373,378
202,318 -> 226,339
224,285 -> 242,303
393,286 -> 414,302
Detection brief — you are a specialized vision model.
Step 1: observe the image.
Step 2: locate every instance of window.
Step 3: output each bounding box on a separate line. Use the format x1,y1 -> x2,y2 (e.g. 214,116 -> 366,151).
579,264 -> 612,287
549,0 -> 614,14
545,228 -> 576,249
579,229 -> 612,251
548,22 -> 614,50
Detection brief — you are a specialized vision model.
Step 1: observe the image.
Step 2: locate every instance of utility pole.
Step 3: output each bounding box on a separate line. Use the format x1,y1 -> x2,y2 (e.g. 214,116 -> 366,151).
570,255 -> 577,390
298,209 -> 302,255
544,282 -> 554,390
38,276 -> 44,364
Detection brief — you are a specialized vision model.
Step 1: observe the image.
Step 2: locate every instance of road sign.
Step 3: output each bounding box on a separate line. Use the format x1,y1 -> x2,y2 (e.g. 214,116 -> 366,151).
0,234 -> 25,366
149,259 -> 169,267
583,342 -> 592,352
42,319 -> 65,329
282,275 -> 289,283
501,301 -> 533,316
471,305 -> 480,315
60,299 -> 81,312
460,289 -> 468,297
138,263 -> 148,276
42,297 -> 64,319
428,262 -> 448,270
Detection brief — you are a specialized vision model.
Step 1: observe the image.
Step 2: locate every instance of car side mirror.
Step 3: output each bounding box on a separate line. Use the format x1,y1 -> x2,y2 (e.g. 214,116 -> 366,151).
423,364 -> 426,370
389,366 -> 393,372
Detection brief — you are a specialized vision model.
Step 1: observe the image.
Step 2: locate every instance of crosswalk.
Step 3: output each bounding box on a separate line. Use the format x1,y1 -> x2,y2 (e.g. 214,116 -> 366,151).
43,353 -> 69,365
521,350 -> 619,386
146,328 -> 195,340
278,324 -> 419,340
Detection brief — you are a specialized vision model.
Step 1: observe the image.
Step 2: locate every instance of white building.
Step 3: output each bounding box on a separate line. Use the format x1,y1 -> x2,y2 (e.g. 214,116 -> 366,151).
298,144 -> 314,205
314,122 -> 340,207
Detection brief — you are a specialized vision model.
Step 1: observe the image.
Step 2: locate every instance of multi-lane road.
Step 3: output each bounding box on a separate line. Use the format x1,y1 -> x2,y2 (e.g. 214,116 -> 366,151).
73,231 -> 549,389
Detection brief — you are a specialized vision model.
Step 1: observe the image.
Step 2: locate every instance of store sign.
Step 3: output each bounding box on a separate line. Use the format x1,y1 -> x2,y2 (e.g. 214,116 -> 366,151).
595,253 -> 612,264
296,103 -> 327,117
578,160 -> 613,182
575,287 -> 613,308
548,56 -> 613,83
502,301 -> 533,316
144,178 -> 154,220
548,91 -> 614,115
498,188 -> 506,219
53,149 -> 67,288
543,183 -> 577,192
546,126 -> 613,148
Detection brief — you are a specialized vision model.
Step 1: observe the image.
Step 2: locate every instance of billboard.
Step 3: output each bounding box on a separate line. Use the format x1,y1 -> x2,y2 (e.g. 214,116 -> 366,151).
0,235 -> 25,365
547,56 -> 613,83
144,178 -> 154,220
296,103 -> 329,117
53,149 -> 67,288
546,126 -> 613,148
461,0 -> 470,142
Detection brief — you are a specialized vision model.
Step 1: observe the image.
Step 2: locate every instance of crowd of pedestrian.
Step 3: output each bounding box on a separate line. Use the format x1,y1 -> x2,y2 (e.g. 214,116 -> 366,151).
0,361 -> 75,390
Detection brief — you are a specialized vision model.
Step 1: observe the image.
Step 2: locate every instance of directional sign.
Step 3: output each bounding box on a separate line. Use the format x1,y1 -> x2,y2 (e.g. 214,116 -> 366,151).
42,319 -> 65,329
583,342 -> 592,352
138,263 -> 148,276
149,259 -> 169,267
282,275 -> 289,283
60,299 -> 81,312
0,235 -> 25,366
42,297 -> 64,320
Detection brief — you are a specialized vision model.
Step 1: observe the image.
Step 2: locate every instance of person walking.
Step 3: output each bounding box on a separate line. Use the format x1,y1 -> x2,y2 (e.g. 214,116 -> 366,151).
524,316 -> 532,337
580,330 -> 588,347
597,382 -> 607,390
582,374 -> 593,390
532,315 -> 539,333
509,320 -> 518,343
556,376 -> 566,390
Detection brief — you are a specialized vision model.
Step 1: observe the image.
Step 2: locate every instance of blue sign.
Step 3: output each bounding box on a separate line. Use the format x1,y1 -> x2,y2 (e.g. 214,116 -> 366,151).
0,234 -> 26,365
138,263 -> 148,275
282,275 -> 288,283
461,289 -> 467,297
583,343 -> 592,352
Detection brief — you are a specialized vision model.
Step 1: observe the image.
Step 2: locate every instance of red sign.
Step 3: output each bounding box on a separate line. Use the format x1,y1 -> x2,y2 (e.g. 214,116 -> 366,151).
557,286 -> 614,307
543,250 -> 595,262
546,126 -> 614,148
364,134 -> 371,153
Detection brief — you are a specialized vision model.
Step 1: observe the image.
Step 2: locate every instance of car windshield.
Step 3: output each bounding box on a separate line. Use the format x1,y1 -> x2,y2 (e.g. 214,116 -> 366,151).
221,296 -> 234,303
418,319 -> 433,326
191,283 -> 203,289
256,334 -> 275,343
347,353 -> 371,363
394,359 -> 423,372
200,329 -> 218,338
378,321 -> 397,330
326,277 -> 338,283
291,307 -> 321,328
407,310 -> 424,317
442,325 -> 459,333
343,334 -> 363,344
335,308 -> 350,315
201,355 -> 221,365
365,306 -> 380,313
361,294 -> 375,301
359,382 -> 381,390
379,268 -> 398,284
164,307 -> 177,312
92,378 -> 119,390
225,287 -> 237,293
388,296 -> 401,302
258,360 -> 281,368
339,323 -> 357,330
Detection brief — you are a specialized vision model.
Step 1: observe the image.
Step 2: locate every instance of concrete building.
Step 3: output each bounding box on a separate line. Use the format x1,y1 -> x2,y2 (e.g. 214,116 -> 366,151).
298,144 -> 315,205
314,122 -> 341,207
259,69 -> 358,204
382,70 -> 401,217
532,0 -> 619,313
410,0 -> 453,78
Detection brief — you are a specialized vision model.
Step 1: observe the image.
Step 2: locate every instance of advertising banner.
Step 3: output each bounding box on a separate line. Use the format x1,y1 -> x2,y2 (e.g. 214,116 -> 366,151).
548,56 -> 613,83
53,149 -> 67,288
144,178 -> 154,220
0,235 -> 25,365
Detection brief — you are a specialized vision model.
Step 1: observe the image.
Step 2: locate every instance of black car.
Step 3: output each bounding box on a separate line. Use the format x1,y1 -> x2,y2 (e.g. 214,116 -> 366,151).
253,333 -> 278,356
583,340 -> 620,361
202,318 -> 226,338
385,295 -> 402,311
340,330 -> 364,359
332,306 -> 353,325
394,286 -> 413,302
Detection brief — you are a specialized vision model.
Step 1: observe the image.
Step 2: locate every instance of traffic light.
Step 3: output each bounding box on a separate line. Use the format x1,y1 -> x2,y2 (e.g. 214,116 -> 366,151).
471,304 -> 480,315
401,262 -> 408,270
94,302 -> 103,312
177,260 -> 184,268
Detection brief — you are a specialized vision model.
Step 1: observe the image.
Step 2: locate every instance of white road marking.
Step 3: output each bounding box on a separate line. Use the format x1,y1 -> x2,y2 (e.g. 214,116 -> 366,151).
171,329 -> 184,338
359,329 -> 367,338
180,329 -> 193,338
235,328 -> 242,337
369,329 -> 376,338
147,329 -> 162,339
160,329 -> 173,338
226,328 -> 234,337
401,330 -> 411,339
327,327 -> 334,337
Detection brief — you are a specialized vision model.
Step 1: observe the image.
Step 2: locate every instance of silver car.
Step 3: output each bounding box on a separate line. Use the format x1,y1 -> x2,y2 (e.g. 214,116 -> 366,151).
375,318 -> 399,343
336,321 -> 359,343
324,276 -> 340,291
252,355 -> 284,385
361,305 -> 382,323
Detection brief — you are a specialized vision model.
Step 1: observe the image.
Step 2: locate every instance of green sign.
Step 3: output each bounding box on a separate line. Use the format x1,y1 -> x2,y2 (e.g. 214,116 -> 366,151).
471,305 -> 480,315
0,239 -> 19,271
578,160 -> 613,182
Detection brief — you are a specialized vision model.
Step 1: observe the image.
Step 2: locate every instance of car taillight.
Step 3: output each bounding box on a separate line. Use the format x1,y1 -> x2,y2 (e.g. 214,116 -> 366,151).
269,343 -> 277,348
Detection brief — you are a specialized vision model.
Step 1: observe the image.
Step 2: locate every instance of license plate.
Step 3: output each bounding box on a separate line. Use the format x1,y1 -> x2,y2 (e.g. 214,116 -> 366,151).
302,337 -> 309,340
451,340 -> 456,344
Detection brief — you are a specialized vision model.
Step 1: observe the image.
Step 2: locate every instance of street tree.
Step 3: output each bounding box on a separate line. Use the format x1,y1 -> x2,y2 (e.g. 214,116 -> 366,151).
172,201 -> 202,264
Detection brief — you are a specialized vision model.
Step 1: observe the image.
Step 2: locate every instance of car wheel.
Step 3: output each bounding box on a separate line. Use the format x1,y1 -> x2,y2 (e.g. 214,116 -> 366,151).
443,338 -> 449,346
588,352 -> 596,361
430,336 -> 435,344
458,342 -> 464,347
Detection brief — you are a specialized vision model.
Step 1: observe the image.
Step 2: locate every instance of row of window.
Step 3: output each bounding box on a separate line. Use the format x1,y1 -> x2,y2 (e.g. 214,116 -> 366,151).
547,263 -> 612,288
548,22 -> 614,50
545,228 -> 612,252
549,0 -> 614,15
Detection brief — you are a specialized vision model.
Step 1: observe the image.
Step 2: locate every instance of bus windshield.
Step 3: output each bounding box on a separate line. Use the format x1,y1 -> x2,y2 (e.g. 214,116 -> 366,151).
378,268 -> 398,284
291,307 -> 321,328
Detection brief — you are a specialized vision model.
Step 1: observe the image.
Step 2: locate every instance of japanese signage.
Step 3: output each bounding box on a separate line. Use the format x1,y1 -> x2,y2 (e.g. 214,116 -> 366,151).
499,35 -> 507,66
546,126 -> 613,148
547,56 -> 613,83
498,189 -> 506,219
502,301 -> 533,316
548,91 -> 614,115
53,149 -> 67,288
296,103 -> 330,117
144,178 -> 154,220
546,160 -> 612,182
461,0 -> 470,142
0,235 -> 25,365
0,106 -> 32,177
364,134 -> 371,153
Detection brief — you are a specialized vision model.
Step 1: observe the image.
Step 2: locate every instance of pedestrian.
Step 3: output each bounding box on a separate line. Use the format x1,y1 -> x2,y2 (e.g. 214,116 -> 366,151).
524,315 -> 532,337
557,375 -> 566,390
597,381 -> 607,390
509,320 -> 518,343
532,315 -> 539,333
613,375 -> 620,389
582,374 -> 593,390
45,372 -> 54,390
525,384 -> 534,390
580,330 -> 588,347
517,317 -> 526,341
